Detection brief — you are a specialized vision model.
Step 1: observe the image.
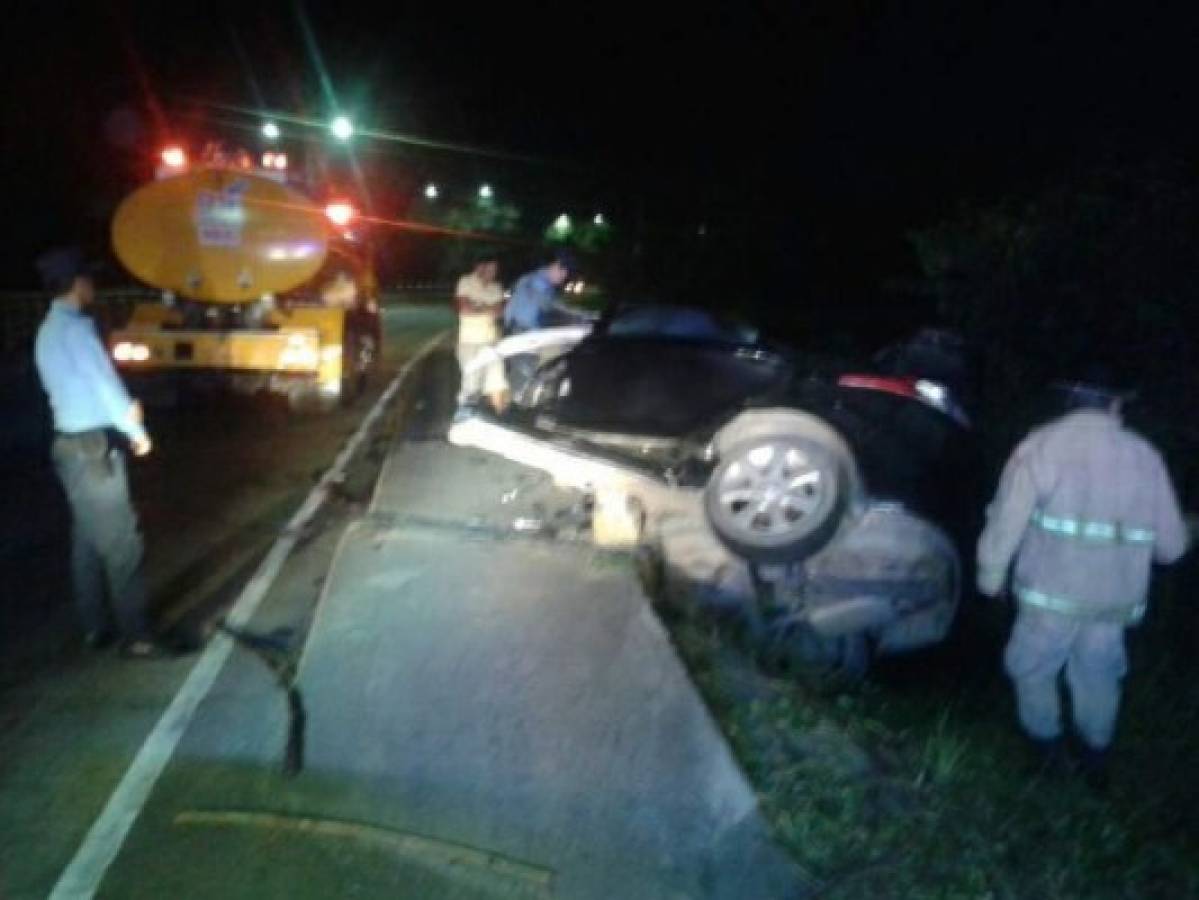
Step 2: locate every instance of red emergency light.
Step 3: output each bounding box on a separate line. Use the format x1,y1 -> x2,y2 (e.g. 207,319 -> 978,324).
160,146 -> 187,169
325,201 -> 354,227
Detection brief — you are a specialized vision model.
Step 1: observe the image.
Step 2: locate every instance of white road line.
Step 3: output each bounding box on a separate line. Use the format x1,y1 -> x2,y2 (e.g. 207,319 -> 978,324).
49,331 -> 448,899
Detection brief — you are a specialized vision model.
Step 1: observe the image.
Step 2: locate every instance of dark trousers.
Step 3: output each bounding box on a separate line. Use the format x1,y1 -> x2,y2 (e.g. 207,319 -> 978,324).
51,432 -> 150,641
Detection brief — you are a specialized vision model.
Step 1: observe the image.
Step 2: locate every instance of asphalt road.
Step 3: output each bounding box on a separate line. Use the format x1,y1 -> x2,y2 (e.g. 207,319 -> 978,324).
0,308 -> 803,898
0,305 -> 449,898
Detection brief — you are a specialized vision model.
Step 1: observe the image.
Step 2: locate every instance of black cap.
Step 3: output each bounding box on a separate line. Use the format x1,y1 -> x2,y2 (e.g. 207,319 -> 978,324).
36,247 -> 101,293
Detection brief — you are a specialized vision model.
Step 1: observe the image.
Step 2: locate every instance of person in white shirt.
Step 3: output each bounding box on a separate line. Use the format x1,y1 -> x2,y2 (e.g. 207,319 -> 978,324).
455,255 -> 508,414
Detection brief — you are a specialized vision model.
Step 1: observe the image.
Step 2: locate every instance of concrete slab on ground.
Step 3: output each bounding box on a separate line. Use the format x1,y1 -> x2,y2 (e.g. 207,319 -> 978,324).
290,359 -> 804,898
12,346 -> 803,899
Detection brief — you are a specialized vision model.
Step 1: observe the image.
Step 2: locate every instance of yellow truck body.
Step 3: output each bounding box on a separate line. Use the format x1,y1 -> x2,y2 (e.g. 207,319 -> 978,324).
109,162 -> 379,410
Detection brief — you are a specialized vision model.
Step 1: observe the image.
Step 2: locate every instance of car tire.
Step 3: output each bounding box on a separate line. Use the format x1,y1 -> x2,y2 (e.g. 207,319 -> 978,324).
704,431 -> 850,564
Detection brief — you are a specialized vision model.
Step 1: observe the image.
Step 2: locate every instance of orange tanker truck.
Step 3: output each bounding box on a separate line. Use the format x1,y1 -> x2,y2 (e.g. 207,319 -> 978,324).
108,143 -> 381,411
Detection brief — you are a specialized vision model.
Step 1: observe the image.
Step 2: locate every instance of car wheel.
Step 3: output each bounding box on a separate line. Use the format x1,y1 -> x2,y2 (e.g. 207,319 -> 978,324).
704,432 -> 849,564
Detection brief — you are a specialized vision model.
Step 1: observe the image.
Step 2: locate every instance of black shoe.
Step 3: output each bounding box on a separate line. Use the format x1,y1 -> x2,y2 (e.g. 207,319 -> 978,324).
1028,736 -> 1074,777
119,639 -> 172,660
83,630 -> 116,651
1077,743 -> 1110,792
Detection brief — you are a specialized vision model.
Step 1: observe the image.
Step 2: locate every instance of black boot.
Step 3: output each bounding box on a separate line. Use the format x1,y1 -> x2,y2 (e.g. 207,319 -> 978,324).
1027,736 -> 1073,777
1077,742 -> 1110,792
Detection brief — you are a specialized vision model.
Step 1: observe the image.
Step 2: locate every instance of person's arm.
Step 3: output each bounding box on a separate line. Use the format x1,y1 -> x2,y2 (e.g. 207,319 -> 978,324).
1150,453 -> 1189,565
70,320 -> 149,446
454,276 -> 476,313
542,286 -> 595,324
455,276 -> 502,315
976,442 -> 1040,596
457,293 -> 498,315
472,288 -> 506,318
503,279 -> 533,329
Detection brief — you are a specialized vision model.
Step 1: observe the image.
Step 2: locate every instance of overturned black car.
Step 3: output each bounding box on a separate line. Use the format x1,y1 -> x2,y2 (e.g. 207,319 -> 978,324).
451,306 -> 978,671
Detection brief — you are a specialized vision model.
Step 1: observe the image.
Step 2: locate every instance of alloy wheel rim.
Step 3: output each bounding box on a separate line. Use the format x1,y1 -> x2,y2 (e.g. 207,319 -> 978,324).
716,442 -> 825,537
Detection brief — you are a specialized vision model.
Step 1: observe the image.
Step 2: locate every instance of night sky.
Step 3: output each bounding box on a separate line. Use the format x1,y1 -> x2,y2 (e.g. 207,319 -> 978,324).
7,2 -> 1199,315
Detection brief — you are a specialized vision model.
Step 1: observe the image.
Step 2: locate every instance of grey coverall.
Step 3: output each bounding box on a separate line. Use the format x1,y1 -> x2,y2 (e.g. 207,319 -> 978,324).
977,410 -> 1188,750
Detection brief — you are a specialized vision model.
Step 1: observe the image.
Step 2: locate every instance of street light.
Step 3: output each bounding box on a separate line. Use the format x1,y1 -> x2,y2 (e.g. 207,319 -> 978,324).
262,121 -> 281,141
478,183 -> 494,201
593,213 -> 606,226
548,213 -> 572,242
330,115 -> 354,142
424,183 -> 439,200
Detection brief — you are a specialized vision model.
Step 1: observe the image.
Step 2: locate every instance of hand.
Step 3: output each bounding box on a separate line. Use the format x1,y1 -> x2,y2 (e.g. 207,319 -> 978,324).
131,435 -> 152,457
976,566 -> 1007,599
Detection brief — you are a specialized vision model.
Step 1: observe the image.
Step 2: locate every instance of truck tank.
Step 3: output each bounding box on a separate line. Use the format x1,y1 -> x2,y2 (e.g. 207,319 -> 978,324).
107,153 -> 381,412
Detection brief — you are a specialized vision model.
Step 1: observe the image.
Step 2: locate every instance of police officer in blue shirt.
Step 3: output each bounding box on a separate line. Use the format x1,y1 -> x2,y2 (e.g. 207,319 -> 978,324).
501,249 -> 593,395
34,248 -> 163,658
502,249 -> 588,334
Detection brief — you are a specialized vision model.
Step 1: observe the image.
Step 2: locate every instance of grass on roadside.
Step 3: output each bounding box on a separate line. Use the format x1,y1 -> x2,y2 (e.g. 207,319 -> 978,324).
663,562 -> 1199,900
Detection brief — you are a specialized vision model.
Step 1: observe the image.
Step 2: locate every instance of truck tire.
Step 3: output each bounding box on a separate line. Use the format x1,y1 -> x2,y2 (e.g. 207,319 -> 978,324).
704,429 -> 850,564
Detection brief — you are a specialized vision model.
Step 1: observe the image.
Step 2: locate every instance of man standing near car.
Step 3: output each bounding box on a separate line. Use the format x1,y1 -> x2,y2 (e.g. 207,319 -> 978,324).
34,248 -> 163,658
502,249 -> 592,395
502,249 -> 585,334
455,253 -> 508,415
976,370 -> 1188,783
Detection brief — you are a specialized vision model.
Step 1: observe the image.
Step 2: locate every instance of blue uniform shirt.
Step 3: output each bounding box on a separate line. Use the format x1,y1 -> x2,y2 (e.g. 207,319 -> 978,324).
503,268 -> 588,332
34,299 -> 147,442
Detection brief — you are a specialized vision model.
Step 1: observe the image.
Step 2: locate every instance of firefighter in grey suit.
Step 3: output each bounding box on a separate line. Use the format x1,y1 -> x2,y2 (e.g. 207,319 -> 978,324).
977,376 -> 1188,778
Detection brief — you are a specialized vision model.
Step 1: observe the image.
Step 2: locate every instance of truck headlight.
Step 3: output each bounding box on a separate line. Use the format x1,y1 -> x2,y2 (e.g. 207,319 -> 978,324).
279,334 -> 319,368
113,341 -> 151,362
